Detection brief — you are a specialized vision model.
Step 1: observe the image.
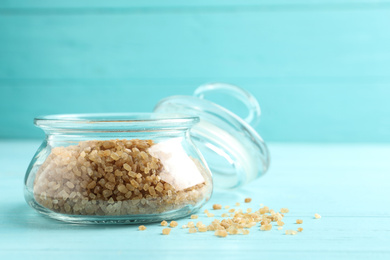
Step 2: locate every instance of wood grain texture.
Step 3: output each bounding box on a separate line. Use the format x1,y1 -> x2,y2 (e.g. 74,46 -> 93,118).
1,80 -> 389,142
2,0 -> 390,9
0,141 -> 389,259
1,8 -> 390,79
1,1 -> 389,142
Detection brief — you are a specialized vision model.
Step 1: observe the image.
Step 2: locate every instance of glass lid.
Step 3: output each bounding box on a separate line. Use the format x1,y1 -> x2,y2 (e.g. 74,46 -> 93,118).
154,83 -> 270,189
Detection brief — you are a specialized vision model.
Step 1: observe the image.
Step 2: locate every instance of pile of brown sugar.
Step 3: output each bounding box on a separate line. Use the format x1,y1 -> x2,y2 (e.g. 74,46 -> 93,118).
33,139 -> 211,215
147,198 -> 320,237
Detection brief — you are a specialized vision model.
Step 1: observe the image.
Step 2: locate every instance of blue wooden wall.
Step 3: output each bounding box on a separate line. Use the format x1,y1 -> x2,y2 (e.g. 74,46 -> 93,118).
1,0 -> 389,142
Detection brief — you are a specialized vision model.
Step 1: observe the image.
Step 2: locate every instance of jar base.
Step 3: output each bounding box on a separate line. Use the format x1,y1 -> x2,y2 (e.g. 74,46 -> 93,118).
28,199 -> 203,224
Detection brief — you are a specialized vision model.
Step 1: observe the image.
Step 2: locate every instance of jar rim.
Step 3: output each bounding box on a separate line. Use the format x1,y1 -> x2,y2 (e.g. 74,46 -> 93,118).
34,113 -> 199,132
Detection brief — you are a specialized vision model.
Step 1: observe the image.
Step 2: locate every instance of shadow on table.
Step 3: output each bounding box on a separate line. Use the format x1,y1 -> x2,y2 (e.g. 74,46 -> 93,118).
7,204 -> 144,231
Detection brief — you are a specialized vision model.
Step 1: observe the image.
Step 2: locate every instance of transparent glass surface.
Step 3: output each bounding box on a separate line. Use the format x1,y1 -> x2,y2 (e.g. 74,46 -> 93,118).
24,113 -> 213,224
154,83 -> 270,188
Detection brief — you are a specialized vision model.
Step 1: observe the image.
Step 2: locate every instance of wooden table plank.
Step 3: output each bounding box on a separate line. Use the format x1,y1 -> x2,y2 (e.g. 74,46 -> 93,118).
0,141 -> 389,259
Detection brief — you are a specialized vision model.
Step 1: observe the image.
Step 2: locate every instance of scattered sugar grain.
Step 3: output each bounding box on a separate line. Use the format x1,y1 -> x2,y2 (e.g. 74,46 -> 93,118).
260,223 -> 272,231
228,227 -> 238,235
280,208 -> 289,213
162,228 -> 171,235
213,204 -> 222,210
314,213 -> 321,219
244,198 -> 252,203
148,201 -> 314,237
196,221 -> 204,228
189,227 -> 197,233
161,220 -> 168,226
187,221 -> 195,228
170,221 -> 178,228
285,229 -> 298,235
214,230 -> 228,237
138,225 -> 147,231
198,226 -> 207,232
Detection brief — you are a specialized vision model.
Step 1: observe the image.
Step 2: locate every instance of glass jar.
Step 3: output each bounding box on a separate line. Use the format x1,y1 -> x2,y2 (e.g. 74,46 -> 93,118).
24,114 -> 212,224
24,83 -> 270,224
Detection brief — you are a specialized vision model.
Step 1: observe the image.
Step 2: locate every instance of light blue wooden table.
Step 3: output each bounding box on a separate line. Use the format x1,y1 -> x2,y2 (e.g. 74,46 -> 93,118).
1,141 -> 389,259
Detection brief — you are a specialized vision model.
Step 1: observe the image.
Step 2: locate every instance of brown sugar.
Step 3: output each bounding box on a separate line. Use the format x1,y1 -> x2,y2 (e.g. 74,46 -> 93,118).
162,228 -> 171,235
260,223 -> 272,231
169,221 -> 178,228
131,199 -> 314,237
161,220 -> 168,226
198,226 -> 207,232
33,139 -> 211,216
285,230 -> 298,235
227,226 -> 238,235
213,204 -> 222,210
187,221 -> 195,228
138,225 -> 147,231
280,208 -> 289,213
196,221 -> 204,228
244,198 -> 252,203
189,227 -> 197,233
314,213 -> 321,219
191,215 -> 198,219
214,230 -> 228,237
